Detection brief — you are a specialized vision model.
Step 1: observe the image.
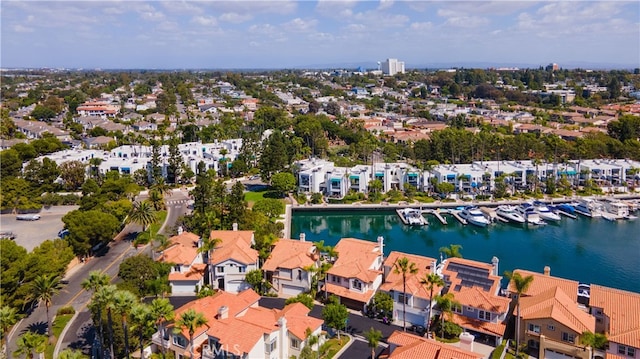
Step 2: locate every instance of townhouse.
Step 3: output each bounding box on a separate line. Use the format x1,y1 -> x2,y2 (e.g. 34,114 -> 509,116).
154,289 -> 324,359
209,227 -> 259,293
509,267 -> 596,359
438,257 -> 510,346
323,237 -> 384,310
76,100 -> 119,118
589,285 -> 640,359
379,251 -> 440,328
155,229 -> 206,295
384,330 -> 483,359
262,234 -> 318,297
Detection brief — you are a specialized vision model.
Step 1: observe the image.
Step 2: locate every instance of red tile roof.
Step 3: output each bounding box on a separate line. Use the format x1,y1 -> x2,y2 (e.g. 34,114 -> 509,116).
380,251 -> 440,300
262,239 -> 317,272
328,238 -> 382,283
209,230 -> 258,265
387,331 -> 482,359
589,285 -> 640,348
519,286 -> 595,334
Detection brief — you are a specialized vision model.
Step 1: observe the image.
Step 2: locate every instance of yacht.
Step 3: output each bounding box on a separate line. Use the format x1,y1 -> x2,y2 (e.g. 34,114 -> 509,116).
495,205 -> 526,224
459,206 -> 490,227
555,203 -> 576,214
516,203 -> 546,225
533,201 -> 562,222
574,198 -> 603,217
399,208 -> 428,226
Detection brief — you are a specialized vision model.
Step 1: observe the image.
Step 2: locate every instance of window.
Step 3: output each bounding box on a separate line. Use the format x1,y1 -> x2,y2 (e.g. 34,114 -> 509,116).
217,266 -> 224,273
291,338 -> 300,349
479,311 -> 492,321
453,305 -> 462,314
331,275 -> 339,283
562,332 -> 575,343
265,339 -> 277,353
528,324 -> 541,334
172,335 -> 187,348
297,270 -> 302,281
547,324 -> 555,331
398,293 -> 409,305
467,307 -> 475,312
352,280 -> 363,291
173,265 -> 181,272
238,266 -> 246,273
618,345 -> 635,357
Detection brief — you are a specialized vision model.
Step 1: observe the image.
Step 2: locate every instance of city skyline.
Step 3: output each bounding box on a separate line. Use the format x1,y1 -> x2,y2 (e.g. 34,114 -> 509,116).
1,0 -> 639,70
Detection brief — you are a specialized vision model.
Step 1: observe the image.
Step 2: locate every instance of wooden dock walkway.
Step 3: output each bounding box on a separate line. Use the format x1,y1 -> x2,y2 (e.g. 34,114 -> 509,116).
422,209 -> 448,225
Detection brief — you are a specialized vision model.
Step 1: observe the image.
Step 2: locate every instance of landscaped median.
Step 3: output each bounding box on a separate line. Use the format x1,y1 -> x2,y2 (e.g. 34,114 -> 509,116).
46,306 -> 75,359
321,334 -> 351,359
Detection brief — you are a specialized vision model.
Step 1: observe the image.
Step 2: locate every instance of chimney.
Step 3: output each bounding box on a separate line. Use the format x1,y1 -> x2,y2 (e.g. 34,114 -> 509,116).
177,226 -> 183,235
278,316 -> 288,358
232,222 -> 238,231
459,332 -> 475,352
217,305 -> 229,320
544,266 -> 551,276
431,259 -> 437,274
491,256 -> 499,276
377,236 -> 384,255
300,233 -> 306,242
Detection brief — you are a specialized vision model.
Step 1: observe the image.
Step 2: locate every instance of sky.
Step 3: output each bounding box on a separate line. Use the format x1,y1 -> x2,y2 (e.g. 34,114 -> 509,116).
1,0 -> 639,70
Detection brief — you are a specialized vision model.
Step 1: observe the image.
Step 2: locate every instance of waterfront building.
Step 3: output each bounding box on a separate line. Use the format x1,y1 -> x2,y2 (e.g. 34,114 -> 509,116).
385,330 -> 482,359
262,235 -> 318,297
323,237 -> 384,310
589,285 -> 640,359
209,226 -> 259,293
155,229 -> 206,295
438,257 -> 510,346
380,252 -> 441,328
509,268 -> 596,359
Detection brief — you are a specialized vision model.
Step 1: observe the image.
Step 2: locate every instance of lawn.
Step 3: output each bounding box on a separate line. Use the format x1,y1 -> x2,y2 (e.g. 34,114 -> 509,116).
321,336 -> 350,359
45,314 -> 74,359
150,210 -> 168,234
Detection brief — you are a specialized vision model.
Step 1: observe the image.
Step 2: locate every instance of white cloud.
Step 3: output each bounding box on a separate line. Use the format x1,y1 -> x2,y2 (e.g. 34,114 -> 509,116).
410,22 -> 433,32
219,12 -> 253,24
444,16 -> 489,28
207,1 -> 297,15
160,1 -> 202,15
282,18 -> 318,32
192,15 -> 218,27
378,0 -> 394,10
315,0 -> 359,17
249,23 -> 278,35
140,10 -> 165,22
13,24 -> 34,33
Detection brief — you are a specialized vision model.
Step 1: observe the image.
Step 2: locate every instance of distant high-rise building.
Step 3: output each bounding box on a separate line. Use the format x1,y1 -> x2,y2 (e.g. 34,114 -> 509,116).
381,58 -> 405,76
546,63 -> 560,71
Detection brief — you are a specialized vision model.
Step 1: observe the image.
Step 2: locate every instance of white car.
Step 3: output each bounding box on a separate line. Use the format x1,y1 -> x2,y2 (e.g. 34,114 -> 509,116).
16,214 -> 41,221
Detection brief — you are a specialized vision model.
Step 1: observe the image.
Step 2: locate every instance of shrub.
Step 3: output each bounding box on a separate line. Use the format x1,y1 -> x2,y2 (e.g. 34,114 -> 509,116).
57,306 -> 76,315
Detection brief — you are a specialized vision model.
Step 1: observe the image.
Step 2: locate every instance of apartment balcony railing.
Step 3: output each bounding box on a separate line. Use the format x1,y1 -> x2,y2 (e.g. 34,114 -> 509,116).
151,332 -> 171,349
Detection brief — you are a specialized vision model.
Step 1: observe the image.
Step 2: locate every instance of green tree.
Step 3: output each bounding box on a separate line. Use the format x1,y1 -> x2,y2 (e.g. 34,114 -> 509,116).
434,293 -> 461,339
62,210 -> 121,257
245,269 -> 265,295
420,273 -> 445,336
197,236 -> 221,285
1,305 -> 18,357
436,182 -> 455,198
285,293 -> 315,310
26,274 -> 62,340
321,297 -> 348,340
259,131 -> 289,181
93,285 -> 117,359
130,303 -> 154,359
227,181 -> 247,225
393,257 -> 418,331
371,292 -> 393,317
118,255 -> 165,297
439,244 -> 463,259
125,201 -> 157,233
113,290 -> 137,358
58,349 -> 88,359
13,331 -> 46,359
149,298 -> 174,359
252,198 -> 285,220
59,160 -> 86,190
174,309 -> 208,359
270,172 -> 296,197
82,271 -> 111,351
504,271 -> 534,356
364,327 -> 382,359
581,331 -> 608,359
0,149 -> 22,178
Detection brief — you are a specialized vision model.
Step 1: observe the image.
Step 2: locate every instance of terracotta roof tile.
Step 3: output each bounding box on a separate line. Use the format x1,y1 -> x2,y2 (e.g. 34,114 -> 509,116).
387,331 -> 482,359
509,269 -> 578,299
450,313 -> 507,337
327,238 -> 382,283
323,282 -> 376,304
168,263 -> 206,281
380,251 -> 440,300
451,286 -> 511,313
590,285 -> 640,348
262,239 -> 317,271
519,286 -> 595,334
209,230 -> 258,265
156,232 -> 201,265
441,257 -> 502,296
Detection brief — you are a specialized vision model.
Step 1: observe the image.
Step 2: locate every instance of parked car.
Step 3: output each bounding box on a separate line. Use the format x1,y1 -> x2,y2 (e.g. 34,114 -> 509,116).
16,214 -> 41,221
0,231 -> 16,240
410,325 -> 426,336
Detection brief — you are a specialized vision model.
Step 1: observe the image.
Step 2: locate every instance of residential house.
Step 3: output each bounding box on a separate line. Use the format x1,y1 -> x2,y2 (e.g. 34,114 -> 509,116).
83,136 -> 114,149
262,235 -> 318,297
589,285 -> 640,359
509,268 -> 596,359
155,229 -> 206,295
323,237 -> 384,310
379,251 -> 440,328
209,226 -> 259,293
439,257 -> 510,346
384,330 -> 483,359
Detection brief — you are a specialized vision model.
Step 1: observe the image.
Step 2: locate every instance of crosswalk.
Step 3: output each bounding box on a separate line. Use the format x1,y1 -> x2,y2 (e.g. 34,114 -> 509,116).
166,199 -> 190,205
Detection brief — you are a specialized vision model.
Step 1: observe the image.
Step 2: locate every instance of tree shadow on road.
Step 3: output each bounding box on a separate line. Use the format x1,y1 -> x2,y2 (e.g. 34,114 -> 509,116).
67,320 -> 94,354
24,321 -> 48,335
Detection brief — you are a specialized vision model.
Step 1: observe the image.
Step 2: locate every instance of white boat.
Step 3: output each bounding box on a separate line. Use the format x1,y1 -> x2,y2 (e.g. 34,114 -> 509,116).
459,206 -> 490,227
496,205 -> 526,224
574,198 -> 603,218
533,201 -> 562,222
516,203 -> 546,225
399,208 -> 428,226
602,199 -> 629,218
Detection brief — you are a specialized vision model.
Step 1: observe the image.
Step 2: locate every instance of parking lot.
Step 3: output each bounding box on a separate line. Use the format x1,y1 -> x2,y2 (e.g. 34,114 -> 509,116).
0,205 -> 78,252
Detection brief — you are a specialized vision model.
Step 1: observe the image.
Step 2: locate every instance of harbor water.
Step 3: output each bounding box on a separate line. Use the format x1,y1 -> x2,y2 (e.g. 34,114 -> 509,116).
291,209 -> 640,293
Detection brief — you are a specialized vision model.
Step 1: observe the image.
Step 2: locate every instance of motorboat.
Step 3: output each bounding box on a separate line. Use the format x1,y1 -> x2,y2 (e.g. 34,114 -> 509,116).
398,208 -> 428,226
495,205 -> 526,224
533,201 -> 562,222
459,206 -> 490,227
555,203 -> 576,214
602,199 -> 629,218
574,198 -> 603,217
516,203 -> 546,225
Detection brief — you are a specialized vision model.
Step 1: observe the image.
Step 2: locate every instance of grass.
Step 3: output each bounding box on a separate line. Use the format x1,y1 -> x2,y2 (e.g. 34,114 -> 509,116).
45,314 -> 74,359
492,340 -> 507,359
150,210 -> 168,235
321,336 -> 350,359
245,190 -> 269,204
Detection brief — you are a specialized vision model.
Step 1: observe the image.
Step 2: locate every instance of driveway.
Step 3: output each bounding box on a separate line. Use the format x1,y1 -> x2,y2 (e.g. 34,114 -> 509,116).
0,205 -> 79,251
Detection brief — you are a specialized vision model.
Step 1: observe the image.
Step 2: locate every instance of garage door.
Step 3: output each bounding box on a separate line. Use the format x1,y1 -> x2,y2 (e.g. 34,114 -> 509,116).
401,312 -> 426,327
545,349 -> 578,359
282,285 -> 305,296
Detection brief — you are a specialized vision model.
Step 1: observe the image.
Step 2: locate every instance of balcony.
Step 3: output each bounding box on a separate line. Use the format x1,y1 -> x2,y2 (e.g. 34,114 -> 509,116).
202,345 -> 214,359
152,332 -> 171,349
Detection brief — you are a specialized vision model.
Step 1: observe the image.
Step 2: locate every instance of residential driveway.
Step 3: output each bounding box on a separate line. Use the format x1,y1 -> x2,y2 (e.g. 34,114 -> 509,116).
342,337 -> 386,359
0,205 -> 79,251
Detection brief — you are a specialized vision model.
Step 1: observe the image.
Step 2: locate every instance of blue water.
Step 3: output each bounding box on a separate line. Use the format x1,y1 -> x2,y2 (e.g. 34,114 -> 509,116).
291,210 -> 640,293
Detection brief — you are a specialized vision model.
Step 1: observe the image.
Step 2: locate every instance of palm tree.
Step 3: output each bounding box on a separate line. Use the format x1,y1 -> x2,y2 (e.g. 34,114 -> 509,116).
130,303 -> 154,359
434,293 -> 461,339
13,332 -> 46,359
113,290 -> 138,358
197,236 -> 221,286
26,274 -> 62,340
1,305 -> 18,358
175,309 -> 208,359
148,189 -> 166,211
81,271 -> 111,355
126,200 -> 157,233
439,244 -> 463,259
505,271 -> 534,356
420,273 -> 445,337
151,178 -> 172,198
58,348 -> 88,359
94,285 -> 117,359
364,327 -> 382,359
393,257 -> 418,331
149,298 -> 174,359
581,331 -> 608,359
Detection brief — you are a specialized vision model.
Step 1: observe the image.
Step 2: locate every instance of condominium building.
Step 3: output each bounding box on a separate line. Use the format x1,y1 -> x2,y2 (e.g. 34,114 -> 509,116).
381,58 -> 406,76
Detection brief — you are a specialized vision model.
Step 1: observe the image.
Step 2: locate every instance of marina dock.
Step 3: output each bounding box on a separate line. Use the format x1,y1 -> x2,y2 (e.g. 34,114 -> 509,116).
422,209 -> 448,225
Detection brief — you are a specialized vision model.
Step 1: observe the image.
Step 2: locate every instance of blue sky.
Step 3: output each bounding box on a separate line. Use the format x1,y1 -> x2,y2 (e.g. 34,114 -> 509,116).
1,1 -> 639,69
